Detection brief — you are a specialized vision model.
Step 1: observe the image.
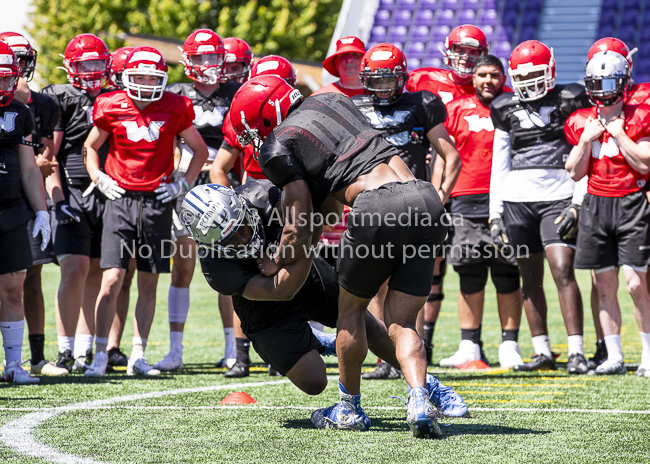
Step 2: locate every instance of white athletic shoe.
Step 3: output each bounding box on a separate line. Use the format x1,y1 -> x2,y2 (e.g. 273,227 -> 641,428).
154,350 -> 183,371
498,341 -> 525,369
128,357 -> 161,376
594,358 -> 627,375
31,359 -> 69,376
439,340 -> 480,367
84,351 -> 108,378
3,360 -> 39,384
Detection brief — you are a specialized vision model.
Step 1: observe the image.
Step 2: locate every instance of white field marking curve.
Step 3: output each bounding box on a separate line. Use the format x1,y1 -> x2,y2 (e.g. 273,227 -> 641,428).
0,379 -> 291,464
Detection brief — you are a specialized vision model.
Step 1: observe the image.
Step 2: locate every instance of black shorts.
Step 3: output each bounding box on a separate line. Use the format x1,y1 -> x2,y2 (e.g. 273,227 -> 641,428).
338,180 -> 447,299
447,216 -> 518,267
0,222 -> 33,275
27,200 -> 56,266
247,313 -> 324,376
503,198 -> 575,257
54,183 -> 104,258
576,192 -> 650,269
100,193 -> 172,273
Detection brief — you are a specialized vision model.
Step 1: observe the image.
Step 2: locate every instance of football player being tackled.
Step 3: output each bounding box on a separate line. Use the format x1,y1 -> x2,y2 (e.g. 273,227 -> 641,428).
565,50 -> 650,376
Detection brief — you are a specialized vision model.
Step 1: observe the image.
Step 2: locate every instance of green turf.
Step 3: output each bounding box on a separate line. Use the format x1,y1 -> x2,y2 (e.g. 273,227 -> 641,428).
1,264 -> 649,463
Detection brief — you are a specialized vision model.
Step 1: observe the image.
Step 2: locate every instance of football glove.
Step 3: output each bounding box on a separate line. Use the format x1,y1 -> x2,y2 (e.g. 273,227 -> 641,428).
95,171 -> 126,200
154,177 -> 188,203
54,200 -> 81,225
33,210 -> 51,251
489,216 -> 510,252
555,203 -> 580,240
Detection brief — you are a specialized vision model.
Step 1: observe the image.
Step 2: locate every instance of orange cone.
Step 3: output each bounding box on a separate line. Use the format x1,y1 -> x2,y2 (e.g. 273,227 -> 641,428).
220,391 -> 257,404
456,360 -> 490,370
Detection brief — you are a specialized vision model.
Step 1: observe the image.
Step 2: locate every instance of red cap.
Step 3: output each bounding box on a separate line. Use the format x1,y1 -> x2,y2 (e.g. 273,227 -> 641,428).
322,36 -> 366,77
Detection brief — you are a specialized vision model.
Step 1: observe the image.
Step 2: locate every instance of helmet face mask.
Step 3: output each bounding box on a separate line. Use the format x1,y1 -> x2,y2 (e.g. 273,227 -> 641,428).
181,30 -> 225,85
220,37 -> 254,84
0,33 -> 37,82
123,48 -> 168,102
61,34 -> 112,90
510,66 -> 554,101
445,44 -> 484,76
0,43 -> 20,106
237,114 -> 264,159
360,44 -> 408,106
584,51 -> 630,107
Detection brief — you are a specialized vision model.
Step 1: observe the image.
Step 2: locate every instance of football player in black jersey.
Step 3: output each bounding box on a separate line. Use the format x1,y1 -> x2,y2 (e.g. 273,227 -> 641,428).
159,29 -> 243,373
488,41 -> 590,374
351,43 -> 461,379
0,32 -> 67,376
0,42 -> 51,384
41,33 -> 114,373
231,76 -> 460,437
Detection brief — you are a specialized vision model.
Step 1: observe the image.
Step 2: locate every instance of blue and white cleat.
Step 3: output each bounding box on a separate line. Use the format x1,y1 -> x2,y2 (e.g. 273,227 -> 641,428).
311,326 -> 337,357
406,387 -> 442,438
311,381 -> 371,431
407,373 -> 468,417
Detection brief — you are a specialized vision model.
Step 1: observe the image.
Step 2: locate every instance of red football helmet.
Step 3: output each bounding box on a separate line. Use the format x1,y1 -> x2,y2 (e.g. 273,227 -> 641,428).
0,42 -> 19,106
508,40 -> 556,101
250,55 -> 297,87
61,33 -> 111,90
122,46 -> 168,101
181,29 -> 225,85
221,37 -> 253,83
359,43 -> 408,105
110,46 -> 134,89
0,32 -> 37,82
444,25 -> 488,78
230,75 -> 303,159
588,37 -> 636,70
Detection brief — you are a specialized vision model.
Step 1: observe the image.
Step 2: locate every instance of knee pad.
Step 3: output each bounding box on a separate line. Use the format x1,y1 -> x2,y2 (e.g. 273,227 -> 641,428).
455,263 -> 489,295
490,261 -> 521,294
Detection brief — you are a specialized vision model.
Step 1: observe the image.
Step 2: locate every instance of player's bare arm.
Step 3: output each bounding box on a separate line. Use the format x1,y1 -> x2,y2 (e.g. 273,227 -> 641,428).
427,123 -> 461,203
19,136 -> 48,214
566,116 -> 605,180
84,125 -> 109,182
606,117 -> 650,174
209,146 -> 240,186
178,125 -> 209,185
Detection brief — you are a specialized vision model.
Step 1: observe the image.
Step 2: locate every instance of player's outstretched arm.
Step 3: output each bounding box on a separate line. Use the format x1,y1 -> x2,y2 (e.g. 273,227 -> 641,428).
427,123 -> 461,204
179,126 -> 209,185
210,147 -> 240,186
273,180 -> 314,269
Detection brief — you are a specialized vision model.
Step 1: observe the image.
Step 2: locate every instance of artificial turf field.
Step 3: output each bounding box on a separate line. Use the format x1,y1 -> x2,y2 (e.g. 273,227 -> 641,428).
1,263 -> 649,464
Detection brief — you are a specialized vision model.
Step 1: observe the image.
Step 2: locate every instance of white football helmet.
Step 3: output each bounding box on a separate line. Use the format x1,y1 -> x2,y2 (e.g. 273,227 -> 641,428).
180,184 -> 263,259
584,50 -> 630,106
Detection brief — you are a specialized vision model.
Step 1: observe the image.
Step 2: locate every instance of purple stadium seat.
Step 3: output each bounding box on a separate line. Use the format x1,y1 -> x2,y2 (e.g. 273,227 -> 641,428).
495,41 -> 512,58
624,0 -> 640,8
621,10 -> 638,25
502,10 -> 518,27
599,9 -> 617,26
428,41 -> 445,57
410,25 -> 430,41
503,0 -> 520,12
483,24 -> 494,41
423,57 -> 444,68
388,25 -> 409,42
597,25 -> 614,38
393,10 -> 412,26
375,10 -> 391,27
436,9 -> 456,26
526,0 -> 543,10
460,0 -> 480,10
478,9 -> 498,26
640,27 -> 650,42
619,28 -> 636,44
637,59 -> 650,74
396,0 -> 417,10
414,10 -> 435,26
519,26 -> 537,42
419,0 -> 437,9
393,42 -> 404,51
522,11 -> 540,27
380,0 -> 395,11
405,42 -> 426,59
370,25 -> 387,42
431,25 -> 452,41
441,0 -> 459,10
496,26 -> 512,41
458,9 -> 476,23
409,57 -> 422,69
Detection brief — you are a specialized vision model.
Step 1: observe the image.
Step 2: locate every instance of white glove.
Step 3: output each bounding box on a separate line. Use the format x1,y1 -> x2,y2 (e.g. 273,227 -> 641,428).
95,171 -> 126,200
154,177 -> 188,203
33,210 -> 51,251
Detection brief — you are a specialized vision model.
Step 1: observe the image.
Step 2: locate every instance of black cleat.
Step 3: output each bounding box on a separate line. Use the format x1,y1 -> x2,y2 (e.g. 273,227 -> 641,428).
361,362 -> 401,380
479,341 -> 491,367
587,341 -> 608,371
512,353 -> 557,372
107,348 -> 128,367
71,349 -> 93,373
55,349 -> 74,372
567,353 -> 588,375
425,343 -> 434,366
224,360 -> 249,378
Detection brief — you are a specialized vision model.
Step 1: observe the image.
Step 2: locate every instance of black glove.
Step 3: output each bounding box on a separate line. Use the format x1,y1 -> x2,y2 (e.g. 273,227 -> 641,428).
489,216 -> 510,252
555,203 -> 580,240
55,200 -> 81,225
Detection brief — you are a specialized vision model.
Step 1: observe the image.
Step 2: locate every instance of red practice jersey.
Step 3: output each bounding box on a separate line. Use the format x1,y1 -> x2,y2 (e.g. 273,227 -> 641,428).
311,82 -> 366,98
93,91 -> 195,191
626,82 -> 650,105
406,68 -> 475,105
565,104 -> 650,197
222,111 -> 265,180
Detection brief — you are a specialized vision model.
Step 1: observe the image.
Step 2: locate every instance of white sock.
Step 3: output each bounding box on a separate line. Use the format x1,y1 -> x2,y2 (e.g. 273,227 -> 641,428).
58,335 -> 74,353
131,337 -> 147,360
74,334 -> 94,359
531,335 -> 552,358
224,327 -> 235,360
170,331 -> 183,353
95,337 -> 108,354
1,320 -> 24,365
604,334 -> 623,363
567,335 -> 584,356
168,286 -> 190,324
640,332 -> 650,366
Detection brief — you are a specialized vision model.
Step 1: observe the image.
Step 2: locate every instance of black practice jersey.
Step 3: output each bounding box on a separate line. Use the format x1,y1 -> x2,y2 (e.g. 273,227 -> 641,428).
0,101 -> 34,228
40,84 -> 110,183
352,91 -> 446,181
166,81 -> 242,149
26,90 -> 61,142
490,83 -> 590,170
